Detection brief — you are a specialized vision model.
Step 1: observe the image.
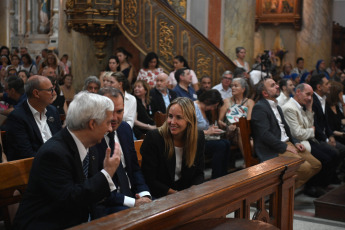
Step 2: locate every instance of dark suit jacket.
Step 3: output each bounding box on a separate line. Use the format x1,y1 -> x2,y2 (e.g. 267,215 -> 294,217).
95,121 -> 149,206
251,98 -> 298,162
13,128 -> 111,230
150,88 -> 177,114
6,100 -> 62,161
141,130 -> 205,198
312,93 -> 333,142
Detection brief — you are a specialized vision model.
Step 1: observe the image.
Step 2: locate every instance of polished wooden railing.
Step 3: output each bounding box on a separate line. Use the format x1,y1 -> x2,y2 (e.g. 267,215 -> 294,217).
71,156 -> 303,230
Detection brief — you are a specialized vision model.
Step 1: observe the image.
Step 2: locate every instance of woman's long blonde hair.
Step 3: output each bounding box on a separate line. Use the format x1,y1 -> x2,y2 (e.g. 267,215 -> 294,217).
159,97 -> 198,167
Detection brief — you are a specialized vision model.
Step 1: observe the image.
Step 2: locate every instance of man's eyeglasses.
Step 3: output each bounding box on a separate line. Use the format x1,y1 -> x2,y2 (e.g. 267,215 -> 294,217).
37,87 -> 55,94
223,77 -> 233,80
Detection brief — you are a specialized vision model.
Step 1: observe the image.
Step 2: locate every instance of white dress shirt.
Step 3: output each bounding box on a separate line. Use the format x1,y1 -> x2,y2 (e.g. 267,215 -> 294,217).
104,131 -> 151,207
314,92 -> 326,114
27,100 -> 52,143
124,91 -> 137,128
212,83 -> 232,99
267,99 -> 289,142
68,128 -> 116,192
277,91 -> 290,107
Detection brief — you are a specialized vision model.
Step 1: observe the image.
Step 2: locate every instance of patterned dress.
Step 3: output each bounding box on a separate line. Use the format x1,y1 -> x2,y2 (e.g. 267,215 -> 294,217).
137,68 -> 164,88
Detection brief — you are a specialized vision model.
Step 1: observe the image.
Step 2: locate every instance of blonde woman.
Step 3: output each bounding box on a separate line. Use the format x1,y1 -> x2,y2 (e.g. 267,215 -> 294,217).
141,97 -> 205,198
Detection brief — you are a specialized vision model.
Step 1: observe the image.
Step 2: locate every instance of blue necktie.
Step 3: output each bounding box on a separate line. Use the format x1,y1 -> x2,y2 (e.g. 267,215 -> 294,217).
83,153 -> 89,178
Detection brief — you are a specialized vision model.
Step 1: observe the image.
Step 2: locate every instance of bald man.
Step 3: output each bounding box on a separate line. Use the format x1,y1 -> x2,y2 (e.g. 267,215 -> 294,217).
150,73 -> 177,114
5,75 -> 62,161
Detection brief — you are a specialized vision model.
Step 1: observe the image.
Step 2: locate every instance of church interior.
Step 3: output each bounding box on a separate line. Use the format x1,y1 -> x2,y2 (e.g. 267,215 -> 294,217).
1,0 -> 345,229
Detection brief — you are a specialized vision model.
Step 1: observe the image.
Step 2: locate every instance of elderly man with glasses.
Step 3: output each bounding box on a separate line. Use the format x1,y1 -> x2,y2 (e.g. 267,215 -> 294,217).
5,75 -> 62,161
212,70 -> 233,99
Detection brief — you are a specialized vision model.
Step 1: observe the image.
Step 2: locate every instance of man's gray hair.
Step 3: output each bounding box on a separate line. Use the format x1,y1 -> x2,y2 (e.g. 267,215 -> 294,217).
98,87 -> 124,101
222,70 -> 233,78
295,83 -> 305,92
83,76 -> 100,90
24,77 -> 41,98
66,91 -> 114,130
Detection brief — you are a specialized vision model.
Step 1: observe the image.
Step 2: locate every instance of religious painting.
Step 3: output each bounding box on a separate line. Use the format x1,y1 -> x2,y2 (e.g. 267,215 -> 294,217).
256,0 -> 302,31
38,0 -> 51,34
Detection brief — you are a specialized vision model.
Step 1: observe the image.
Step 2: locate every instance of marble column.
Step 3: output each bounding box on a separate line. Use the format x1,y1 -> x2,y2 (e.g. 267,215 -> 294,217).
223,0 -> 256,66
26,0 -> 32,36
296,0 -> 333,71
0,0 -> 10,46
49,0 -> 59,49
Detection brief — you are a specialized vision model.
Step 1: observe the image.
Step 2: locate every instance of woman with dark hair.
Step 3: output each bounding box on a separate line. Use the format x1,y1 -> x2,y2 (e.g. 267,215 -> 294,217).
105,72 -> 137,128
99,56 -> 119,87
0,55 -> 11,70
195,89 -> 231,179
137,52 -> 164,88
115,47 -> 135,84
60,74 -> 75,103
20,53 -> 37,75
39,53 -> 64,82
0,46 -> 10,56
168,55 -> 199,90
18,70 -> 29,84
133,80 -> 157,139
141,97 -> 204,198
105,55 -> 120,72
234,47 -> 249,72
47,76 -> 67,115
8,54 -> 21,72
60,54 -> 71,75
326,81 -> 345,144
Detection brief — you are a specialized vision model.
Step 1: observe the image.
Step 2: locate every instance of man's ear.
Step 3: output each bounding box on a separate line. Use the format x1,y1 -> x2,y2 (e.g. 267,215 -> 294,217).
32,89 -> 40,98
88,119 -> 96,130
262,90 -> 268,97
316,84 -> 321,91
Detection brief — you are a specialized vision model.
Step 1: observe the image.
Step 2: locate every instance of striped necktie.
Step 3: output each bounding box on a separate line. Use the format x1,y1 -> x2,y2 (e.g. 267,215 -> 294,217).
83,153 -> 89,178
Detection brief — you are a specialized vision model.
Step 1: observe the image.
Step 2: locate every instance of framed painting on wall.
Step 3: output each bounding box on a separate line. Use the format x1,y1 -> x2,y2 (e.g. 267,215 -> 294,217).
255,0 -> 302,31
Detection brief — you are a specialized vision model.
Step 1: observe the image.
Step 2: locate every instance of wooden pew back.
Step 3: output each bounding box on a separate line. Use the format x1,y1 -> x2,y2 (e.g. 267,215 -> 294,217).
0,157 -> 34,229
71,157 -> 303,230
153,111 -> 167,128
237,117 -> 259,167
134,140 -> 143,167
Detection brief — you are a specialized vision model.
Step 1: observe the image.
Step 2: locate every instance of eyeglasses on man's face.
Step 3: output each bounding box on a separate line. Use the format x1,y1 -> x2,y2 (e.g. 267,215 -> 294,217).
37,87 -> 55,94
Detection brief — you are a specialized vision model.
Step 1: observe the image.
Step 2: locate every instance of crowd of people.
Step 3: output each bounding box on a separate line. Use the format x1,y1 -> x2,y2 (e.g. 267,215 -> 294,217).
1,43 -> 345,229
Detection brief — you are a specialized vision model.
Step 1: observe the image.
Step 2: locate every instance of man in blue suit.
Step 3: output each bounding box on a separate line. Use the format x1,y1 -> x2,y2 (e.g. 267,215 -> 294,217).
5,75 -> 62,161
95,87 -> 151,215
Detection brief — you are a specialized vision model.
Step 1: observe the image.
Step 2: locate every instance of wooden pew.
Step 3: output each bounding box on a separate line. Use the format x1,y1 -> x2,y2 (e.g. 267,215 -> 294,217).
71,156 -> 303,230
153,111 -> 167,128
134,140 -> 143,167
0,157 -> 34,229
237,117 -> 259,167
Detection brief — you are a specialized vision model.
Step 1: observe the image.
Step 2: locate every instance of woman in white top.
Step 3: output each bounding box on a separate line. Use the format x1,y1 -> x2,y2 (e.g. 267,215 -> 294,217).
104,71 -> 137,128
168,55 -> 199,91
234,47 -> 249,72
20,53 -> 37,76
